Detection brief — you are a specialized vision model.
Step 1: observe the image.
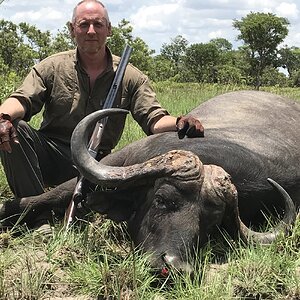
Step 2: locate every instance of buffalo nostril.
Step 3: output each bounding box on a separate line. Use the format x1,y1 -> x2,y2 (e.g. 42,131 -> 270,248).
162,253 -> 194,275
162,253 -> 176,264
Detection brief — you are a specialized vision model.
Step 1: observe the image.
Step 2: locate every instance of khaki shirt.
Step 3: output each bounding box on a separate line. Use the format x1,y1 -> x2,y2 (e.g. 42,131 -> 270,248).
11,48 -> 168,152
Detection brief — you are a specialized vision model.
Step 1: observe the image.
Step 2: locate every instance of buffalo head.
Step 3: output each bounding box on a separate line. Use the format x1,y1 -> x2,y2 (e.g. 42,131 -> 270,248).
71,108 -> 296,273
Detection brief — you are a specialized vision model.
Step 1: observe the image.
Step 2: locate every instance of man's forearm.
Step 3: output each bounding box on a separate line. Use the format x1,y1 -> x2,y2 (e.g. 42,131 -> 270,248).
151,114 -> 205,138
0,97 -> 26,120
150,115 -> 177,134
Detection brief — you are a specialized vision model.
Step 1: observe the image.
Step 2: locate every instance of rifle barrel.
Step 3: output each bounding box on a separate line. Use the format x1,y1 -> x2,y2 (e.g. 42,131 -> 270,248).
103,45 -> 132,109
64,44 -> 132,229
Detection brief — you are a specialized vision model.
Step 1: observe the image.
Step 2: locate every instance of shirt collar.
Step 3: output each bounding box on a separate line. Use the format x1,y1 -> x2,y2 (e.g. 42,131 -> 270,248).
74,46 -> 114,73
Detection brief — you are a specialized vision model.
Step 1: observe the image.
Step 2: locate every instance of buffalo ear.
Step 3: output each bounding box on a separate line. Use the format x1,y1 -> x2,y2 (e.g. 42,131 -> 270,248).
220,200 -> 242,239
200,165 -> 241,239
85,188 -> 137,222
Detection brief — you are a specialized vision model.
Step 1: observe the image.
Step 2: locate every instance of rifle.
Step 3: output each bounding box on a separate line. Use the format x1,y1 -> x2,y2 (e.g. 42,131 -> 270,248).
64,44 -> 133,229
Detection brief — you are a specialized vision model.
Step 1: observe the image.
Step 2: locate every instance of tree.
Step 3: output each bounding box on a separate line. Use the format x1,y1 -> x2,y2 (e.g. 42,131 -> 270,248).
0,19 -> 20,68
149,55 -> 178,82
107,19 -> 133,56
210,38 -> 232,52
216,64 -> 244,85
160,35 -> 188,76
0,19 -> 37,77
233,12 -> 289,89
278,46 -> 300,78
280,47 -> 300,87
209,38 -> 242,84
0,20 -> 75,77
50,24 -> 75,54
184,42 -> 219,83
260,66 -> 288,87
19,22 -> 53,61
290,70 -> 300,87
107,19 -> 154,74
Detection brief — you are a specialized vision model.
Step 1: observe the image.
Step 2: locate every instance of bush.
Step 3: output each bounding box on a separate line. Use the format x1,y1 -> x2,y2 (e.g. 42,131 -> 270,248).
290,70 -> 300,87
0,71 -> 22,103
216,64 -> 244,85
260,67 -> 288,87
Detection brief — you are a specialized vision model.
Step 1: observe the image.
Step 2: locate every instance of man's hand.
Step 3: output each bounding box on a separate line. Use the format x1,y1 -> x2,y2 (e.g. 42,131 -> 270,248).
176,115 -> 204,139
0,113 -> 19,153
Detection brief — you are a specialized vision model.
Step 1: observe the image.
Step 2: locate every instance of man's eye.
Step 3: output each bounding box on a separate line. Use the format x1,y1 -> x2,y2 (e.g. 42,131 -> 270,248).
94,22 -> 104,28
79,23 -> 89,29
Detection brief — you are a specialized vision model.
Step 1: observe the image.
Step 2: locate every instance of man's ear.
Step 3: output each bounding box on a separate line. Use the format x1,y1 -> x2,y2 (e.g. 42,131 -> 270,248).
68,21 -> 75,39
107,22 -> 112,37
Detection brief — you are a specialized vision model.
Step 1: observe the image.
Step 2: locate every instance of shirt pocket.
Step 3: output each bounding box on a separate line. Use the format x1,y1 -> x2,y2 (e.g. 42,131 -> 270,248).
47,76 -> 80,118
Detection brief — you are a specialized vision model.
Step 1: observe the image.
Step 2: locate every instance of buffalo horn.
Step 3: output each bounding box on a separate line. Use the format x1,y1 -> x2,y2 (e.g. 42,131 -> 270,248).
238,178 -> 296,245
71,109 -> 203,188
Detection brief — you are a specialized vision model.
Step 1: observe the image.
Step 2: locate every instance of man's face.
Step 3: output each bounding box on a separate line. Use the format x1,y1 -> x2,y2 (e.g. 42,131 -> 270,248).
70,2 -> 112,54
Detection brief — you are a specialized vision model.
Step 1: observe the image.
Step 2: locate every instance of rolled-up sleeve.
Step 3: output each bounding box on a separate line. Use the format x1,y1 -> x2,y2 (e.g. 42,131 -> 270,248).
124,66 -> 169,135
9,65 -> 50,122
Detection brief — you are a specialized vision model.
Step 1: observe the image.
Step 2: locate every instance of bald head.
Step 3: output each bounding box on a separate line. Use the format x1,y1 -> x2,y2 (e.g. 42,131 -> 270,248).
72,0 -> 110,24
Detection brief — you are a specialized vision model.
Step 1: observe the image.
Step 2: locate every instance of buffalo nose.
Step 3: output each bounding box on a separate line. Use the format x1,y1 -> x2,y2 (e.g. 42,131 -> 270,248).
162,253 -> 194,275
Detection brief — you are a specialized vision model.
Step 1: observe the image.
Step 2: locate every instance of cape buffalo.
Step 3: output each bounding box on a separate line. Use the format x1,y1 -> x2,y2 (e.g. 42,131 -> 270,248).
1,90 -> 299,273
71,90 -> 299,271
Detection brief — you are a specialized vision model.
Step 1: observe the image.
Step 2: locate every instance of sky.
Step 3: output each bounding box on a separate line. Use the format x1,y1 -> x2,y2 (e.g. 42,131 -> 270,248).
0,0 -> 299,54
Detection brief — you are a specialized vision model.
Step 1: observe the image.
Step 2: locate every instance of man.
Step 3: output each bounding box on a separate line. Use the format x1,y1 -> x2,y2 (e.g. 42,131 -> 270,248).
0,0 -> 203,226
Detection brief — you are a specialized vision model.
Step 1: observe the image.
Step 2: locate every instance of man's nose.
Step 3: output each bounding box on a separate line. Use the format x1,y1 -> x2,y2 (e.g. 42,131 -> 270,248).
87,24 -> 96,34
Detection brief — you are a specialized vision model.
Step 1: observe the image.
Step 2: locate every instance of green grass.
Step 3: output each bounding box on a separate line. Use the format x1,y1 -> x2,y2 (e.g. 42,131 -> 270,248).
0,83 -> 299,299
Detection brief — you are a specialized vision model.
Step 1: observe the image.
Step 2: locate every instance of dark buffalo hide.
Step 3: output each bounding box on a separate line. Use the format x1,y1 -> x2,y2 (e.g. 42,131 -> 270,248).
71,90 -> 300,271
1,90 -> 299,273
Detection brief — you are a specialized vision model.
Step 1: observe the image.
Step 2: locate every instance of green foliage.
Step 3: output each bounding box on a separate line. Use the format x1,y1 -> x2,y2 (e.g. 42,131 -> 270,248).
0,19 -> 75,78
107,19 -> 133,55
47,24 -> 75,55
0,20 -> 23,72
184,43 -> 220,83
129,37 -> 154,76
107,19 -> 154,74
290,70 -> 300,87
261,66 -> 288,87
210,37 -> 233,52
19,22 -> 53,61
161,35 -> 188,61
233,12 -> 289,89
279,46 -> 300,78
233,12 -> 289,52
216,64 -> 244,85
0,56 -> 7,74
160,35 -> 188,75
232,46 -> 253,85
148,55 -> 177,82
0,12 -> 299,87
0,71 -> 21,102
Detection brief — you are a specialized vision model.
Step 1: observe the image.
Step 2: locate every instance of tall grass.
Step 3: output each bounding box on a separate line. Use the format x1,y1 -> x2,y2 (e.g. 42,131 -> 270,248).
0,83 -> 299,299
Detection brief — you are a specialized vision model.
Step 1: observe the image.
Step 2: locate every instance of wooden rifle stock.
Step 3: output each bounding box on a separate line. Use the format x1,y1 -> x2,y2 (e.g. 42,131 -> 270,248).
64,45 -> 133,229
